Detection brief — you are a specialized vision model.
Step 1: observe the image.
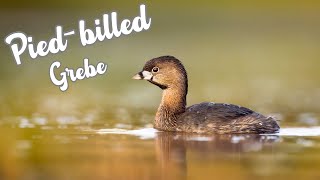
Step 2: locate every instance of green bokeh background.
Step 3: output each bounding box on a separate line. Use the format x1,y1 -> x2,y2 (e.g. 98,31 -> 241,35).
0,0 -> 319,124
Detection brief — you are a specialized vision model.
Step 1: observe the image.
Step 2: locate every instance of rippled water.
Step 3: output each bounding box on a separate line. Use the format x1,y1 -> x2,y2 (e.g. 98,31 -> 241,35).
1,115 -> 320,180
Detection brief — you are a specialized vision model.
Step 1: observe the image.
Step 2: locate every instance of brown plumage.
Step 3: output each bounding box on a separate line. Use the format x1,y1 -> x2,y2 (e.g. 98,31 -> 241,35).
132,56 -> 280,134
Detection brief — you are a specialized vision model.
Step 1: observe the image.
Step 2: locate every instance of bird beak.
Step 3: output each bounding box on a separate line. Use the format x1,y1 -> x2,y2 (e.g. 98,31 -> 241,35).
132,71 -> 153,80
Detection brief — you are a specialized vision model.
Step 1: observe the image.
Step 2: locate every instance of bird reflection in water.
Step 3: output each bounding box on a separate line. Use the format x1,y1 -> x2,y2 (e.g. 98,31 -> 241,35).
154,132 -> 279,179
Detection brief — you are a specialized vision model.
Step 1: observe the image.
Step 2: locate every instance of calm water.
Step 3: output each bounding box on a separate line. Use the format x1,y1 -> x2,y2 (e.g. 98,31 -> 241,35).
1,116 -> 320,180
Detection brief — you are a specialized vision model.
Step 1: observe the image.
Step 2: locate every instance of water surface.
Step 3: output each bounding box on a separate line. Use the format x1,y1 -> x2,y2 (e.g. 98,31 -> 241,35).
1,118 -> 320,180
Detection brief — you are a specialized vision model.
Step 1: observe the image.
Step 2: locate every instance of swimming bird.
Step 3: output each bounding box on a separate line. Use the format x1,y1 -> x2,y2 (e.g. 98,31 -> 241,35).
132,56 -> 280,134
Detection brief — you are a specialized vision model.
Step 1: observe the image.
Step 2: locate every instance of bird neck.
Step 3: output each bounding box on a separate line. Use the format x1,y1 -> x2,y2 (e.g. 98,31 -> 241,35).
155,84 -> 187,131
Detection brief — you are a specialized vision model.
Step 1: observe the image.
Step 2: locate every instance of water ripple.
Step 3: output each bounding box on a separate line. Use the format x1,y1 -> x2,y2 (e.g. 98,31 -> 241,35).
94,127 -> 320,140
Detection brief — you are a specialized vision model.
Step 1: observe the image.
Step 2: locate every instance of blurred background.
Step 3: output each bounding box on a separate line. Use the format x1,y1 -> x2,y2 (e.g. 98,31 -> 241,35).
0,1 -> 320,179
0,0 -> 320,126
1,0 -> 320,126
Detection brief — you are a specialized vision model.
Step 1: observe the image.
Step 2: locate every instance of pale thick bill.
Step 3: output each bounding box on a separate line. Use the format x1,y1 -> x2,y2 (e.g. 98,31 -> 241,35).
132,71 -> 153,80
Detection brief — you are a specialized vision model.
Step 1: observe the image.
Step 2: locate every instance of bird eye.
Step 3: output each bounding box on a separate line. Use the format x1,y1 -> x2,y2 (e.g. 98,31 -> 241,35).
152,67 -> 159,73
